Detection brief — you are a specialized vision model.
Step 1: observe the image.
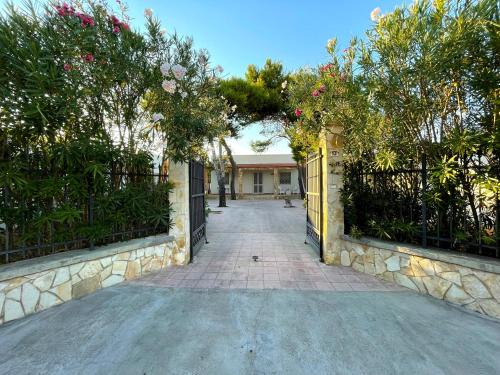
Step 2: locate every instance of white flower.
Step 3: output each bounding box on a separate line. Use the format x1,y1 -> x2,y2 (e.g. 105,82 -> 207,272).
231,105 -> 237,112
162,79 -> 177,93
370,7 -> 382,22
152,113 -> 164,122
159,28 -> 167,36
216,65 -> 224,73
198,54 -> 207,65
326,38 -> 336,53
171,64 -> 187,80
180,91 -> 188,99
281,80 -> 287,89
144,8 -> 153,17
160,62 -> 171,76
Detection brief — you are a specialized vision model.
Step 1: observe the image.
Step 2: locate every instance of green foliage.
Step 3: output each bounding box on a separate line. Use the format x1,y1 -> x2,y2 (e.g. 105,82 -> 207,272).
0,0 -> 224,262
349,225 -> 364,240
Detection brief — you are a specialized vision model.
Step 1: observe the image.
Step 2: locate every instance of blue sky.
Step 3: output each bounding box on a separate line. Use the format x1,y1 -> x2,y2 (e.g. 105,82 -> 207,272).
126,0 -> 404,154
3,0 -> 405,154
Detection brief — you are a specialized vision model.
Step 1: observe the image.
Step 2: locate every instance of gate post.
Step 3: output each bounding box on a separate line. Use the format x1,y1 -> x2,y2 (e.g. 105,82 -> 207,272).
320,126 -> 344,264
168,161 -> 190,265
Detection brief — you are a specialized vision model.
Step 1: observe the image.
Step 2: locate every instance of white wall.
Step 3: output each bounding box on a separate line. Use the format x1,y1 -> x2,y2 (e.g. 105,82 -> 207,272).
209,169 -> 299,195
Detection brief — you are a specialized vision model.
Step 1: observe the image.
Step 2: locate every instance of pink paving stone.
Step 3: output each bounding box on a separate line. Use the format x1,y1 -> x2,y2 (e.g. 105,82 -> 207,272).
178,280 -> 198,288
263,273 -> 280,281
195,279 -> 216,288
331,283 -> 353,291
279,281 -> 298,289
349,282 -> 381,291
229,280 -> 247,289
263,267 -> 279,274
170,273 -> 187,280
161,279 -> 180,287
324,274 -> 348,282
184,272 -> 204,280
231,272 -> 248,281
296,281 -> 317,290
343,275 -> 363,283
200,273 -> 218,280
308,274 -> 329,282
213,279 -> 231,288
315,282 -> 335,291
278,273 -> 293,281
264,281 -> 281,289
247,280 -> 264,289
216,272 -> 232,280
248,273 -> 264,281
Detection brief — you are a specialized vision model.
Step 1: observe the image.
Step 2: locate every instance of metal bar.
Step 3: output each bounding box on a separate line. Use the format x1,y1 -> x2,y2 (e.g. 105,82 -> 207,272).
87,176 -> 94,250
319,148 -> 324,262
421,154 -> 427,247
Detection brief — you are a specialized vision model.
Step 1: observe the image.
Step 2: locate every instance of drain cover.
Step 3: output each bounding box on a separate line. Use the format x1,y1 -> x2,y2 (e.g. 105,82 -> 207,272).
252,255 -> 259,262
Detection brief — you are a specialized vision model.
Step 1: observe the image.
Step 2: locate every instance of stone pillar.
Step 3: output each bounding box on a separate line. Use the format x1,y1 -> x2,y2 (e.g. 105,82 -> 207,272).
238,168 -> 243,198
168,161 -> 190,265
273,168 -> 279,198
321,126 -> 344,265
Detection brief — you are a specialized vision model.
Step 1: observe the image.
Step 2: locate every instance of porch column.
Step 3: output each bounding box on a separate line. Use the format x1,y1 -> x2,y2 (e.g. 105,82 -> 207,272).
273,168 -> 279,198
321,126 -> 344,265
168,161 -> 190,265
238,168 -> 243,198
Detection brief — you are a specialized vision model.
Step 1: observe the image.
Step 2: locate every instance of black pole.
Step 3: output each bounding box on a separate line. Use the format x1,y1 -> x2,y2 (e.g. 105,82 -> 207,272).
319,148 -> 324,263
421,154 -> 427,247
88,176 -> 94,250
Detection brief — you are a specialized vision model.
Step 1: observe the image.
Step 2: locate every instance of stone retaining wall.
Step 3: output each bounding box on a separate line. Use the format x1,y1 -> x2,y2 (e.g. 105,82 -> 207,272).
0,234 -> 185,325
340,235 -> 500,319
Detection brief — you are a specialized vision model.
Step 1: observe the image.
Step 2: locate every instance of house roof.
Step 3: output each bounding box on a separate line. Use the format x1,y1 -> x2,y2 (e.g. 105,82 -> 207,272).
233,154 -> 296,168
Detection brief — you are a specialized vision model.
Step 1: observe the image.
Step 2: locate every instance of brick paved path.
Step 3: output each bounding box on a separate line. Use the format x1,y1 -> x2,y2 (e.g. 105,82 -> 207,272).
134,199 -> 403,291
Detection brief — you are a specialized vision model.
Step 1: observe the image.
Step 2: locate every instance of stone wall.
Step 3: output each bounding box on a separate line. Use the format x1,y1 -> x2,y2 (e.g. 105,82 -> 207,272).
0,234 -> 184,325
340,236 -> 500,319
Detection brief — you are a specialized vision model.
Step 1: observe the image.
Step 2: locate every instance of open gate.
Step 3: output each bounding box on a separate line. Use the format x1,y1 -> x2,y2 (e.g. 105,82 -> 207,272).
189,160 -> 206,260
305,150 -> 323,261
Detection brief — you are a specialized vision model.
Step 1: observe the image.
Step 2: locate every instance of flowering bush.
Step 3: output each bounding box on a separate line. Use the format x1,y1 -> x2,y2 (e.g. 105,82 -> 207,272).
0,0 -> 226,261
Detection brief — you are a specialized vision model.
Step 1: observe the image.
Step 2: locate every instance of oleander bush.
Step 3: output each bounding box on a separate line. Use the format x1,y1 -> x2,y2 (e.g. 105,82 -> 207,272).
0,0 -> 225,262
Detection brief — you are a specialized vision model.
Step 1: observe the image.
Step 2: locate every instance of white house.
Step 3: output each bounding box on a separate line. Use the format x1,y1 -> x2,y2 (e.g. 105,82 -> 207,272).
209,154 -> 300,197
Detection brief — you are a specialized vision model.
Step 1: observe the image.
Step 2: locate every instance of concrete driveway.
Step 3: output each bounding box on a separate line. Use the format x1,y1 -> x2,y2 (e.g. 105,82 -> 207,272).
0,199 -> 499,374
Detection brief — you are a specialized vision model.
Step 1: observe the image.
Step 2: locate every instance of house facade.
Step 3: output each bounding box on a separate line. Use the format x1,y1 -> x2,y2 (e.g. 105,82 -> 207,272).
209,154 -> 299,197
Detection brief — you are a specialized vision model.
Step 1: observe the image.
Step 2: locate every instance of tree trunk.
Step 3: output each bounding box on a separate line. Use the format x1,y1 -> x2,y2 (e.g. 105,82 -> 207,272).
297,162 -> 306,199
211,141 -> 227,207
221,138 -> 237,200
218,175 -> 227,207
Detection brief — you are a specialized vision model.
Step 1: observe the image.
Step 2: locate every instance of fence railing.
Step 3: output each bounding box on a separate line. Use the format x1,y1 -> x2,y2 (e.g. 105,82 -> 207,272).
0,165 -> 172,264
343,155 -> 499,259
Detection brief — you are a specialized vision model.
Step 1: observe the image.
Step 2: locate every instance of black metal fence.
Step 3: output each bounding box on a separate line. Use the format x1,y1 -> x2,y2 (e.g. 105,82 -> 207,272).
343,155 -> 499,259
1,165 -> 172,264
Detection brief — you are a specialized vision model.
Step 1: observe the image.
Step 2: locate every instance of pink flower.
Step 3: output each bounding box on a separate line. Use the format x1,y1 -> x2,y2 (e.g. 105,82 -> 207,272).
77,13 -> 94,28
84,53 -> 94,63
319,84 -> 326,93
121,22 -> 130,31
172,64 -> 187,80
162,79 -> 177,94
113,26 -> 120,33
294,108 -> 302,117
110,15 -> 121,26
55,3 -> 75,17
312,90 -> 320,97
63,63 -> 71,71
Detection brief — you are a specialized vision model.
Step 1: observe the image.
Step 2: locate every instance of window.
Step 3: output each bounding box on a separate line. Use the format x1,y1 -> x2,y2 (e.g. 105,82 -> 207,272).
224,172 -> 230,185
279,172 -> 291,185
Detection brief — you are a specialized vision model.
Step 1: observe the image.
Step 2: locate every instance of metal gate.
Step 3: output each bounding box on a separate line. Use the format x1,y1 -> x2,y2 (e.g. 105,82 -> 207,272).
189,160 -> 206,260
305,150 -> 323,260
